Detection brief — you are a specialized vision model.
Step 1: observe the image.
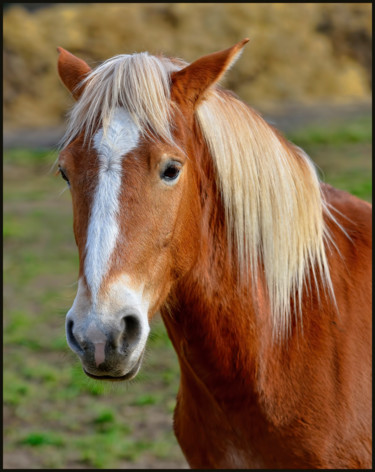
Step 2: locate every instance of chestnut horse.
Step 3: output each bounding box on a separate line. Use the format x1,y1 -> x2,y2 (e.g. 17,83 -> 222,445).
57,40 -> 372,468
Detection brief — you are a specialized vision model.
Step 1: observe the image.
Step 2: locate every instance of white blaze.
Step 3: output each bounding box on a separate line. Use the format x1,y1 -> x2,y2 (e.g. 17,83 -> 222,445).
85,107 -> 140,300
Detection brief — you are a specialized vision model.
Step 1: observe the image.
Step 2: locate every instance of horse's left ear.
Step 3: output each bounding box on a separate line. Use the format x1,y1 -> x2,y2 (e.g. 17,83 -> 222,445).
171,38 -> 249,108
57,47 -> 91,100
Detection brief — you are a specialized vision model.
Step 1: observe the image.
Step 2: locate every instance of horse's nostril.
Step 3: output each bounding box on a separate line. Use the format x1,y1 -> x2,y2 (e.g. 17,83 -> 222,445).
125,315 -> 140,336
66,319 -> 84,355
122,314 -> 141,348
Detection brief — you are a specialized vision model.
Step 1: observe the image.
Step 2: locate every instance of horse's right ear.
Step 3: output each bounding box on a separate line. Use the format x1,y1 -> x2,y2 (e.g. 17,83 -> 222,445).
57,47 -> 91,100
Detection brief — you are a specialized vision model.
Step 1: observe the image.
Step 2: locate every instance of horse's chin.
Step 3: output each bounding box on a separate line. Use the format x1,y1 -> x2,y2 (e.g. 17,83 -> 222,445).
82,352 -> 144,382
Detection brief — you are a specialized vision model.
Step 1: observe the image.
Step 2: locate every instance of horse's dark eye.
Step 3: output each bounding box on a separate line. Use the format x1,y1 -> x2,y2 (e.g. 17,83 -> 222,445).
59,166 -> 70,185
160,161 -> 182,183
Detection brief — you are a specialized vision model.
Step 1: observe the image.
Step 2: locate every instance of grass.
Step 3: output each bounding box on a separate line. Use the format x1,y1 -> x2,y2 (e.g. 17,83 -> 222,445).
3,114 -> 371,469
21,432 -> 65,447
286,115 -> 372,202
287,115 -> 372,147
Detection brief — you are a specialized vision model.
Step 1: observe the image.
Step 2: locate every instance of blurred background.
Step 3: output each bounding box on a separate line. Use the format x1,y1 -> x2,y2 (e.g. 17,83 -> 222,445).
3,3 -> 372,469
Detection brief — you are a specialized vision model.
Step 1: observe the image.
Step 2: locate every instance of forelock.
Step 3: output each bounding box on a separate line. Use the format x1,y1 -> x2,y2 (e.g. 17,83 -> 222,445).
60,52 -> 186,149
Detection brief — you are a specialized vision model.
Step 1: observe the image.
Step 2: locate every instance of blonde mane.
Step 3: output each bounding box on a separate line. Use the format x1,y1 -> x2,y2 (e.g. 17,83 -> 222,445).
196,93 -> 338,339
62,52 -> 338,340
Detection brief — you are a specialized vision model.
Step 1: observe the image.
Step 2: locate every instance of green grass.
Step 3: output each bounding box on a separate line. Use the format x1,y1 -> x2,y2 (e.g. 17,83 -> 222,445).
286,116 -> 372,202
3,115 -> 371,468
21,432 -> 65,447
287,115 -> 372,147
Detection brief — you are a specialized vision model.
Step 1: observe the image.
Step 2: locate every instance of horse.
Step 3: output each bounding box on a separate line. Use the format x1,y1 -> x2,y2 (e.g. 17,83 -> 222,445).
56,40 -> 372,469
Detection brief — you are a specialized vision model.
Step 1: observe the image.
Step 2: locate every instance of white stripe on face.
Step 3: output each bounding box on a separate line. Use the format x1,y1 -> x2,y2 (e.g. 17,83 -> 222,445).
85,108 -> 140,301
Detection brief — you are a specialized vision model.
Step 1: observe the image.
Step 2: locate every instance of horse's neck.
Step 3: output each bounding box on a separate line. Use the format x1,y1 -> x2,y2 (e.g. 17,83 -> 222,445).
161,272 -> 258,404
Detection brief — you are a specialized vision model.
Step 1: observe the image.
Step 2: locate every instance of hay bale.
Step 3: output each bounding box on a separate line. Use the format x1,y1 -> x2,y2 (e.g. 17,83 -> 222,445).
3,3 -> 371,130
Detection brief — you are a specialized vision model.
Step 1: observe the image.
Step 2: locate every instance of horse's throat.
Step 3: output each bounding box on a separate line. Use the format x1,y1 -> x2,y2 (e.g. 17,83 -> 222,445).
161,288 -> 259,405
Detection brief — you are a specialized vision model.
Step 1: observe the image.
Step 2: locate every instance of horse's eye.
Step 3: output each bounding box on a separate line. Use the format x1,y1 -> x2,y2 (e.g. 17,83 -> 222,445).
160,161 -> 182,184
59,166 -> 70,185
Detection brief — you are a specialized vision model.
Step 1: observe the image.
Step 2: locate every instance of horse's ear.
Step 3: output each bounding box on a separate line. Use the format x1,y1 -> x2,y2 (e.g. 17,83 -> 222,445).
57,47 -> 91,100
171,38 -> 249,108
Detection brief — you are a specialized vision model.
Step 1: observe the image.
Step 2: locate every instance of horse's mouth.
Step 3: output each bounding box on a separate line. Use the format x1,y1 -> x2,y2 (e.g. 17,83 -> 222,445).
83,353 -> 144,382
83,368 -> 135,381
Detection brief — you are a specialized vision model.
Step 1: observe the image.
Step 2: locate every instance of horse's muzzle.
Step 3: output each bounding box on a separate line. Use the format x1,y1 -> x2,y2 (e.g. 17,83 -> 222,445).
66,310 -> 147,380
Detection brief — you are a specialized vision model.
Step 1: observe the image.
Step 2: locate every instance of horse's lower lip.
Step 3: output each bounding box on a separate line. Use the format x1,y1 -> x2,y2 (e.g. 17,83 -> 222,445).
82,352 -> 144,381
83,369 -> 134,381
